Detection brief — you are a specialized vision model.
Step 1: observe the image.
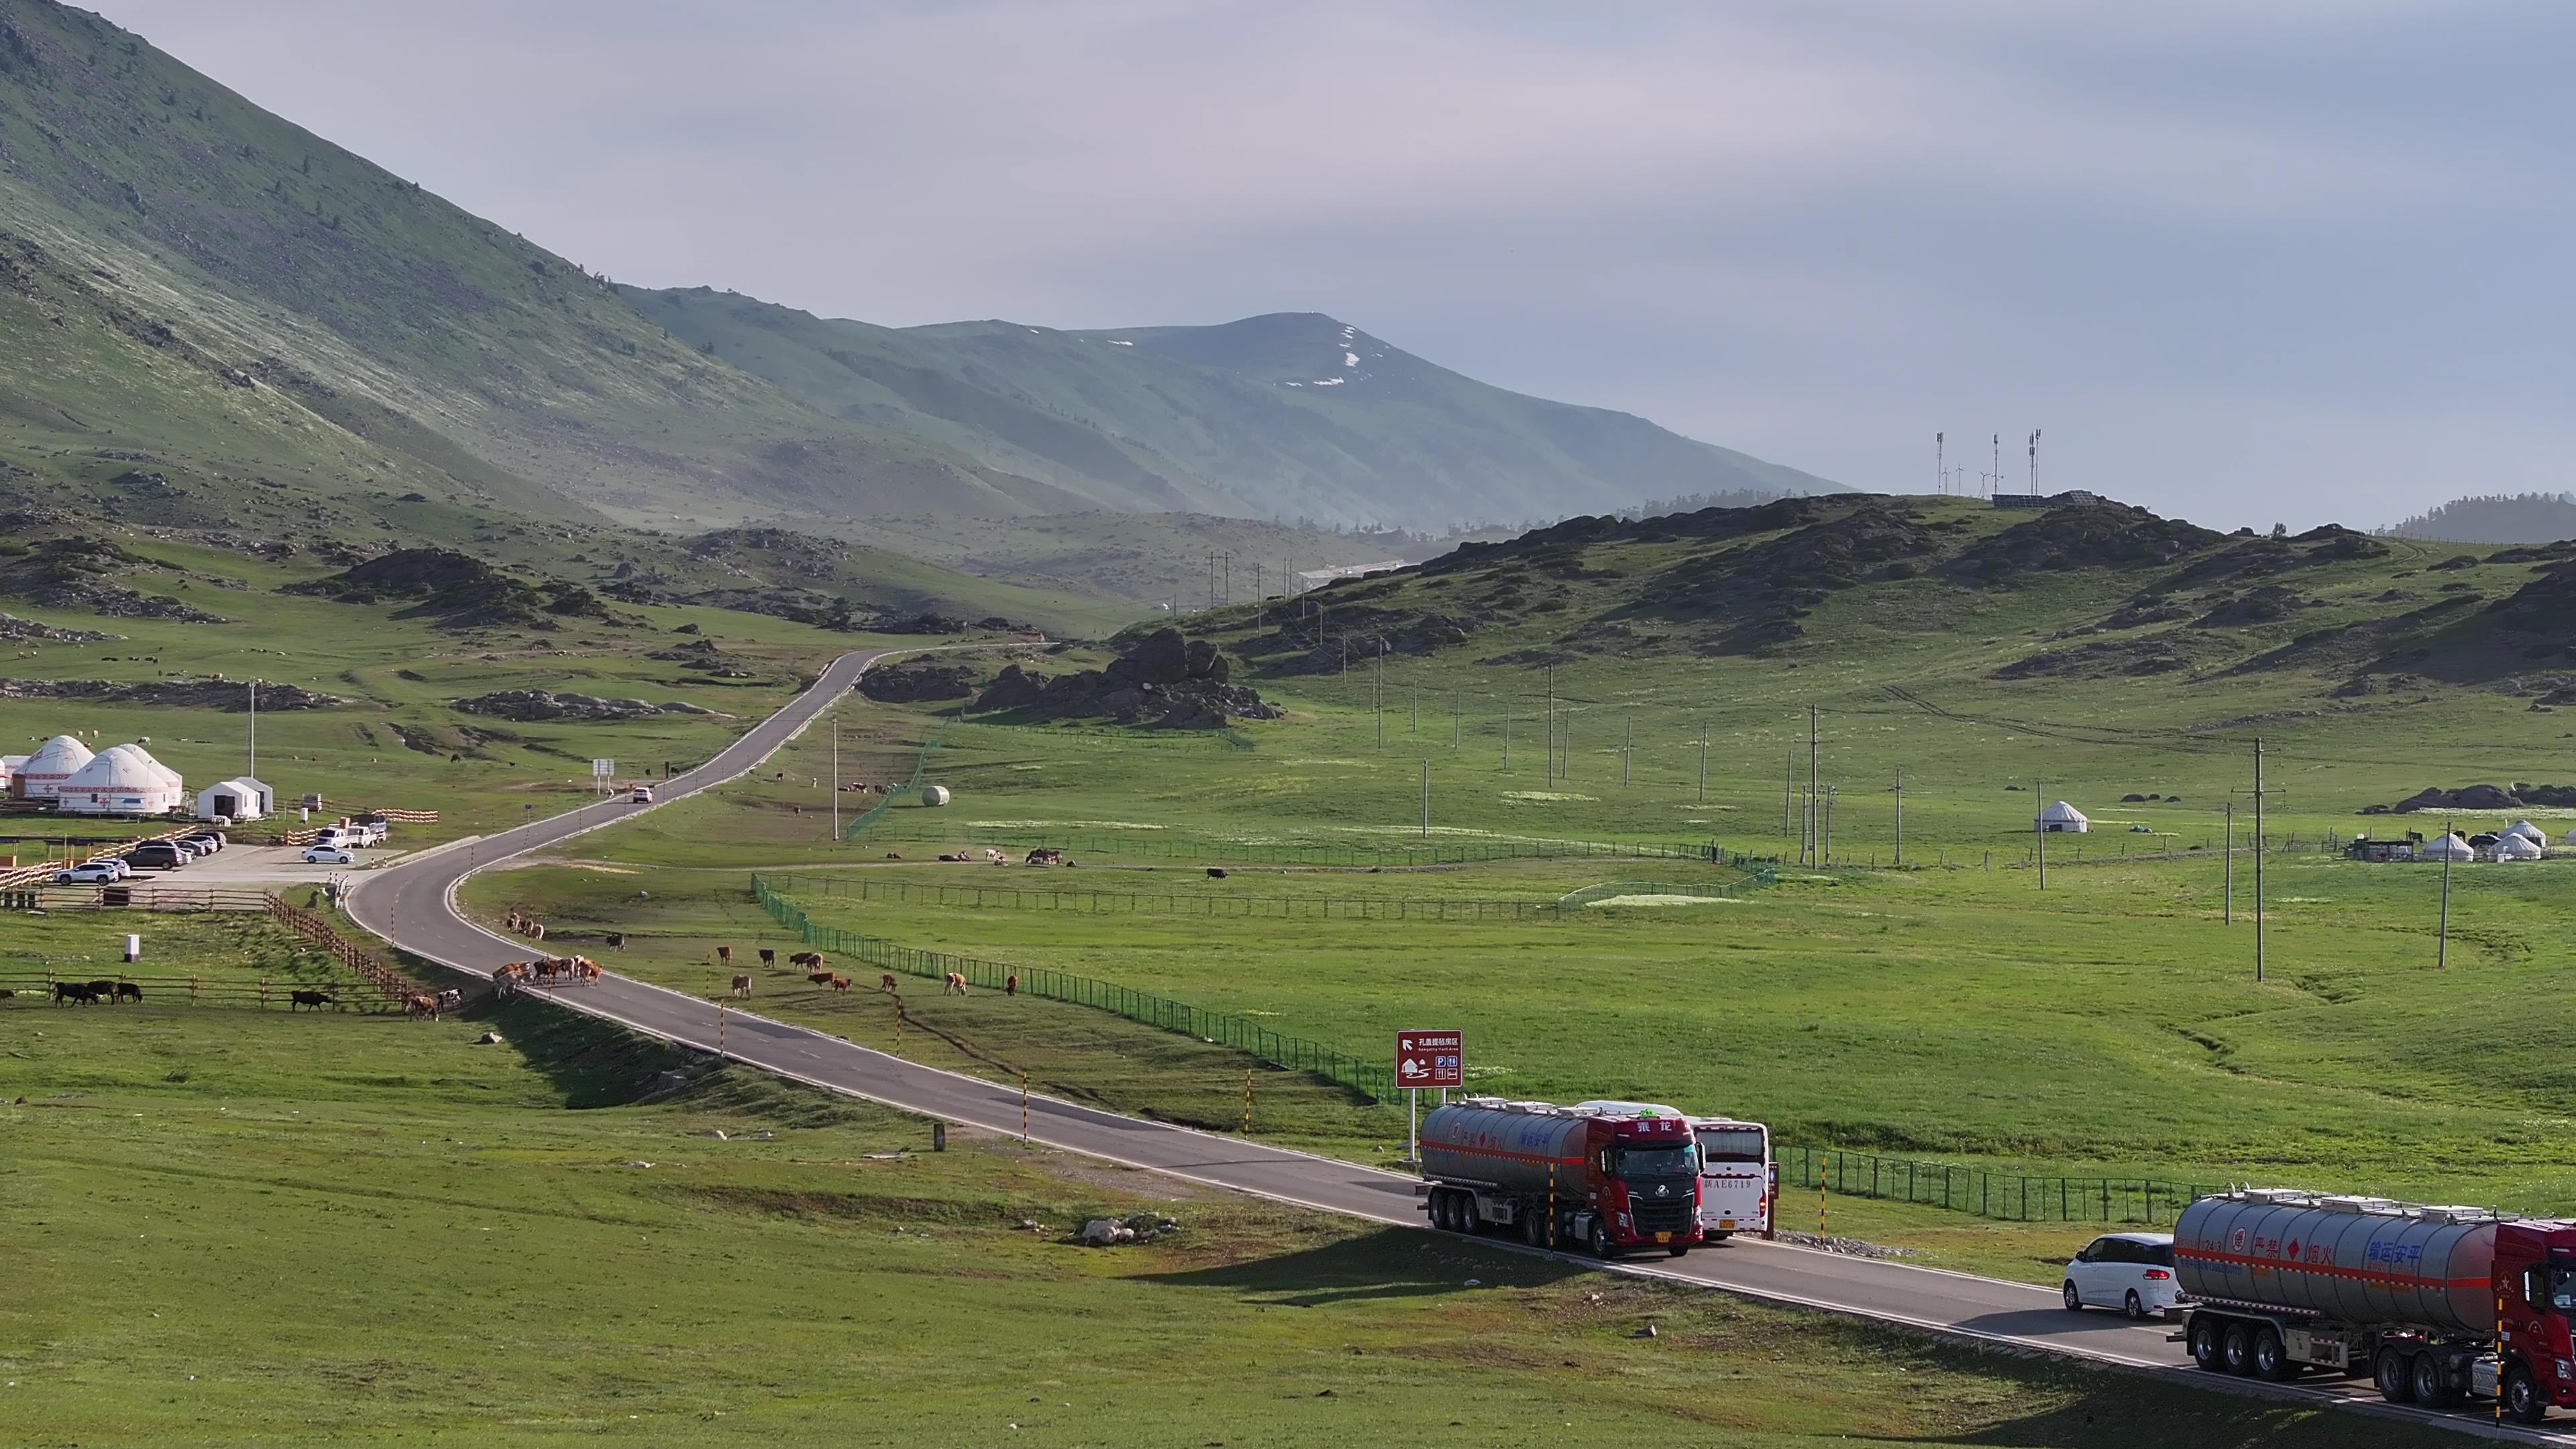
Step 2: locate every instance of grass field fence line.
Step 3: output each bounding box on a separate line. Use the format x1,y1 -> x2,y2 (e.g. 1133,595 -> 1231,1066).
850,829 -> 1738,868
28,885 -> 276,912
750,874 -> 1395,1100
779,872 -> 1562,921
263,894 -> 433,1008
0,971 -> 402,1011
841,723 -> 947,839
1778,1144 -> 2217,1227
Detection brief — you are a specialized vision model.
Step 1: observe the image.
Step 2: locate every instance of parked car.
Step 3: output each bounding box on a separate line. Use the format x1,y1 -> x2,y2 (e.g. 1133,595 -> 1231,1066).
2062,1232 -> 2179,1319
182,830 -> 227,852
303,845 -> 356,865
123,843 -> 189,869
630,786 -> 655,804
54,863 -> 122,883
353,822 -> 387,845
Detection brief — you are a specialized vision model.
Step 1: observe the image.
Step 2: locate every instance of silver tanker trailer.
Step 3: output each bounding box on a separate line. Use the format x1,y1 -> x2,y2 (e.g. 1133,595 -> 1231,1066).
2172,1187 -> 2576,1422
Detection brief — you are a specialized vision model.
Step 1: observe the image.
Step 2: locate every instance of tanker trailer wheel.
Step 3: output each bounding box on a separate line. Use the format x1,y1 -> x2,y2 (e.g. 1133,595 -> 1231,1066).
2506,1364 -> 2549,1424
1523,1208 -> 1548,1248
2220,1322 -> 2256,1375
2188,1316 -> 2226,1371
2252,1326 -> 2294,1382
2409,1350 -> 2456,1407
1430,1191 -> 1454,1232
2373,1348 -> 2415,1403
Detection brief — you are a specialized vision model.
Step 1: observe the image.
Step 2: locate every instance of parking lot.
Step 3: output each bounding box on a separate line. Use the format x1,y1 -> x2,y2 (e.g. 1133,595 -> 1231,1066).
106,843 -> 411,887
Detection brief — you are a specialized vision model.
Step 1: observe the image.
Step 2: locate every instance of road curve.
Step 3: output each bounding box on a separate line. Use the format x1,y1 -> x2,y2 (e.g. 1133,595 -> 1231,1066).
348,649 -> 2568,1446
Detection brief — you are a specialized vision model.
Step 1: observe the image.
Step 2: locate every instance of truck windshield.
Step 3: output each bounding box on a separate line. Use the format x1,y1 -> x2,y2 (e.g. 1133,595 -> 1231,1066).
2551,1267 -> 2576,1314
1698,1128 -> 1766,1164
1617,1144 -> 1699,1177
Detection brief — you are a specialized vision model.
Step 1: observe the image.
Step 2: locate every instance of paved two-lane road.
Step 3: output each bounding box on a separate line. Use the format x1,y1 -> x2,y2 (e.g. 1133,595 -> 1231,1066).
348,648 -> 2567,1445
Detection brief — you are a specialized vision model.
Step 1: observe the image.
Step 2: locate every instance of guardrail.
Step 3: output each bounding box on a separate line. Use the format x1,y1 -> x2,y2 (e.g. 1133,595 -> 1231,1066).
1777,1143 -> 2215,1226
751,874 -> 1394,1100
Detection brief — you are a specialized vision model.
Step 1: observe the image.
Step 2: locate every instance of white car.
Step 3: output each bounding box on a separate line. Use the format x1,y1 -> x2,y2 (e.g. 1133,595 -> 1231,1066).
303,845 -> 356,865
2063,1231 -> 2180,1319
55,863 -> 122,883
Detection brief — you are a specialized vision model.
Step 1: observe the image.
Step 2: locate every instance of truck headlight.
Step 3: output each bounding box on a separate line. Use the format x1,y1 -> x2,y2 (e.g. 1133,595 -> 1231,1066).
2557,1359 -> 2572,1381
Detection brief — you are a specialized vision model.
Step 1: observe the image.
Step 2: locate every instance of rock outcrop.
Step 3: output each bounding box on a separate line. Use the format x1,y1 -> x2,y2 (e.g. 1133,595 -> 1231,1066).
0,678 -> 341,710
859,661 -> 977,703
972,629 -> 1281,727
451,690 -> 729,722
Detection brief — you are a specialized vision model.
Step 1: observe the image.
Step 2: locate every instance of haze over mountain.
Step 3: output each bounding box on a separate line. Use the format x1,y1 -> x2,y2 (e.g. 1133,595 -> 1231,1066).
0,0 -> 1833,546
633,288 -> 1838,531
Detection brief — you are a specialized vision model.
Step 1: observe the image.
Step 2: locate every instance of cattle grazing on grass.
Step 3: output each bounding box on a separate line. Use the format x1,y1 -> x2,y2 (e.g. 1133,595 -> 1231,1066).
879,973 -> 898,993
943,972 -> 969,996
788,951 -> 822,971
757,948 -> 775,967
526,921 -> 545,941
290,989 -> 335,1011
730,975 -> 752,998
85,978 -> 121,1002
505,908 -> 524,932
438,988 -> 463,1013
807,970 -> 836,985
114,981 -> 142,1004
829,975 -> 851,992
604,932 -> 624,949
405,991 -> 440,1018
572,957 -> 601,985
0,988 -> 15,1000
1206,867 -> 1228,879
716,945 -> 732,967
52,981 -> 101,1005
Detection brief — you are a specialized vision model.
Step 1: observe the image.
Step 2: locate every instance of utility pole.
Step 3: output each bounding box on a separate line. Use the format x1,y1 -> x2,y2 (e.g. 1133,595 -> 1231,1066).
1622,714 -> 1632,788
247,678 -> 258,782
1208,549 -> 1218,610
831,720 -> 841,843
2036,777 -> 2047,890
1807,707 -> 1819,866
2223,802 -> 2235,924
1893,769 -> 1903,866
1697,727 -> 1708,807
2438,816 -> 2454,969
1375,649 -> 1385,749
1503,704 -> 1511,767
1421,759 -> 1430,839
1413,694 -> 1419,735
2253,737 -> 2266,982
1546,667 -> 1556,789
1783,751 -> 1793,840
1823,784 -> 1836,867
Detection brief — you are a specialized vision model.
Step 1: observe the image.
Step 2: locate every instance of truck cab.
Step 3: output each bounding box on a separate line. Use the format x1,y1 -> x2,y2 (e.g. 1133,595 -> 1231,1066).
2492,1221 -> 2576,1421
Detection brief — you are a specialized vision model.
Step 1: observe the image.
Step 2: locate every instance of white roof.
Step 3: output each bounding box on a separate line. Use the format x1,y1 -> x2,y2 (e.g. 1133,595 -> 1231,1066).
2498,833 -> 2545,860
18,733 -> 94,777
2504,819 -> 2548,843
2037,800 -> 2090,823
64,746 -> 175,792
114,743 -> 183,787
2422,832 -> 2475,860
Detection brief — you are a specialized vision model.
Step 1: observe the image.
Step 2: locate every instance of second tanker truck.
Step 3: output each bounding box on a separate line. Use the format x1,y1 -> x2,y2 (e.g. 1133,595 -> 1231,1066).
1417,1097 -> 1703,1256
2174,1186 -> 2576,1422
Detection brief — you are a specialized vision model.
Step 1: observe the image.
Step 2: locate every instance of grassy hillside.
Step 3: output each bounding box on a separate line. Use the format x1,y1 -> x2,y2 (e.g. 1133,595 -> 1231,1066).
0,0 -> 1067,532
633,288 -> 1844,531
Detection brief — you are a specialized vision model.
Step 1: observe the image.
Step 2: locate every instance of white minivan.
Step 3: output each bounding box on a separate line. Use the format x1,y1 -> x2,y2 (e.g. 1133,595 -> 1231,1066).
2063,1231 -> 2180,1319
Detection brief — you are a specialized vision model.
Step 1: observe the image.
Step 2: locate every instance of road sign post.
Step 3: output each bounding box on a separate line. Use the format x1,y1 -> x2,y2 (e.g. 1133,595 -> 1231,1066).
591,758 -> 615,797
1395,1030 -> 1464,1164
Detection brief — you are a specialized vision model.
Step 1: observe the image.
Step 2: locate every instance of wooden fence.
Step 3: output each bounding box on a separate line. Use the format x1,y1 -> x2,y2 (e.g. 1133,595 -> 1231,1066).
262,895 -> 433,1008
0,971 -> 398,1012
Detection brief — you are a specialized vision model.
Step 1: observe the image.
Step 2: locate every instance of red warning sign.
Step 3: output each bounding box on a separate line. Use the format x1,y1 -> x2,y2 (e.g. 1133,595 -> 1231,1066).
1395,1030 -> 1463,1090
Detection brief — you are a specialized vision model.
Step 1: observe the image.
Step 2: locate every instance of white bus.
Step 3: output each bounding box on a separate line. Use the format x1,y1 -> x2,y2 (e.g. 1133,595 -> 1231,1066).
1572,1102 -> 1772,1241
1685,1117 -> 1772,1240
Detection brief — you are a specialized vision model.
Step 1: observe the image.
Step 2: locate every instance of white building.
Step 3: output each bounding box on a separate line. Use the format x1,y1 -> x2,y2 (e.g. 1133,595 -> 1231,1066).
53,743 -> 186,816
2496,833 -> 2546,861
2422,832 -> 2476,862
195,777 -> 273,822
9,734 -> 95,800
2035,800 -> 2092,833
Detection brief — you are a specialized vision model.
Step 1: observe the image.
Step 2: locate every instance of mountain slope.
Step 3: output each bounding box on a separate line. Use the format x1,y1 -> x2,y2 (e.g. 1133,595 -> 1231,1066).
0,0 -> 1063,531
633,290 -> 1843,531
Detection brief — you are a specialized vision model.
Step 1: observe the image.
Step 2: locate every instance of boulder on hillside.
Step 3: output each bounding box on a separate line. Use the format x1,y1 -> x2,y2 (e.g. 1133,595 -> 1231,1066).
452,690 -> 731,722
972,629 -> 1280,728
859,661 -> 977,703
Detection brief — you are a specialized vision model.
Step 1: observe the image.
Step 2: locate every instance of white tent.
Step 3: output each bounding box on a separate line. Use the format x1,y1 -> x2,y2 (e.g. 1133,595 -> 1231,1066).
2422,832 -> 2476,862
195,776 -> 272,822
2504,819 -> 2548,845
2497,833 -> 2546,861
0,754 -> 25,791
10,734 -> 94,800
54,744 -> 186,816
2035,800 -> 2091,833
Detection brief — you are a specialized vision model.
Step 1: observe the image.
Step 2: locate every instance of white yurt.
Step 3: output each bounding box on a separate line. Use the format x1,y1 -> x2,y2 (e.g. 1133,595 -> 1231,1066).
54,744 -> 186,816
2504,819 -> 2548,845
2421,832 -> 2475,862
0,753 -> 24,792
2497,832 -> 2546,861
195,776 -> 273,822
2035,800 -> 2091,833
10,733 -> 95,800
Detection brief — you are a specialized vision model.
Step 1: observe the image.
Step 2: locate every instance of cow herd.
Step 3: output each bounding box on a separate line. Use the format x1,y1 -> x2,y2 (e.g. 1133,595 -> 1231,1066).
44,979 -> 144,1005
490,956 -> 603,997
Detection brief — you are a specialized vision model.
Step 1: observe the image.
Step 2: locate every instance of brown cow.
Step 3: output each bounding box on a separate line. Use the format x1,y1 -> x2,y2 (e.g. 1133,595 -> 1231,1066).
807,970 -> 836,985
730,974 -> 752,998
879,973 -> 898,993
405,991 -> 440,1019
829,975 -> 851,993
573,958 -> 602,985
525,921 -> 546,941
716,945 -> 733,967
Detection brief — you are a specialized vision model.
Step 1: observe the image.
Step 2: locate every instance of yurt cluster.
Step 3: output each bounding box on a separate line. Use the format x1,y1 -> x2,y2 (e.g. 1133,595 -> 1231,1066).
0,734 -> 272,820
2348,819 -> 2562,864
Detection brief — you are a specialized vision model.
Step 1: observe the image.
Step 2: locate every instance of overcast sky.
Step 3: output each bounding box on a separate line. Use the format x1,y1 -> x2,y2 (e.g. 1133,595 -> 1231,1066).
94,1 -> 2575,531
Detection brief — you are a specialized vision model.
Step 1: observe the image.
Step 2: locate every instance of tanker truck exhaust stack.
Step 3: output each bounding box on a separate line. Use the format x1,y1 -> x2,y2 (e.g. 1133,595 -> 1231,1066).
1416,1097 -> 1703,1258
2173,1187 -> 2576,1424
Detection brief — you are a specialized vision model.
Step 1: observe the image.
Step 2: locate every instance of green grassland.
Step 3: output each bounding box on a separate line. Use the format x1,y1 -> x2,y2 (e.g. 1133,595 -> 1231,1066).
4,914 -> 2446,1448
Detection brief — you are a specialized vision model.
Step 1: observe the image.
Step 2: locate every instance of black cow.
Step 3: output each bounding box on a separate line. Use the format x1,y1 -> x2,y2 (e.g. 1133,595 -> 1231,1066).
289,989 -> 334,1011
52,982 -> 100,1005
113,982 -> 142,1004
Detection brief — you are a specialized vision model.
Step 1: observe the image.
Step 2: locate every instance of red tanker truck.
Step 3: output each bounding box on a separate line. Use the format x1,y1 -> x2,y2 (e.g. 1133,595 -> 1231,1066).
1416,1097 -> 1703,1257
2174,1187 -> 2576,1422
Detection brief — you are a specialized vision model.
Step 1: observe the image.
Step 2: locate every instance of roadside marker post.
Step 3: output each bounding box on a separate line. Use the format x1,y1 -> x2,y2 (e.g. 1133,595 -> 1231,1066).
1021,1071 -> 1030,1146
1241,1069 -> 1252,1136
